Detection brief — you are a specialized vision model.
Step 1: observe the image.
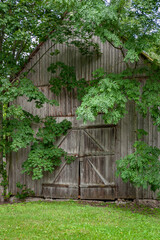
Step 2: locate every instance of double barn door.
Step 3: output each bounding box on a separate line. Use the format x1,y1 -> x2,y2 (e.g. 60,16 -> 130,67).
43,125 -> 116,200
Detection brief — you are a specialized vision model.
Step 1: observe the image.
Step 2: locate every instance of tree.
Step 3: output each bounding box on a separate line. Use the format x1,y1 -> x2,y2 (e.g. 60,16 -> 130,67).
0,0 -> 160,199
75,0 -> 160,201
72,0 -> 160,63
116,130 -> 160,202
0,0 -> 101,190
0,0 -> 78,193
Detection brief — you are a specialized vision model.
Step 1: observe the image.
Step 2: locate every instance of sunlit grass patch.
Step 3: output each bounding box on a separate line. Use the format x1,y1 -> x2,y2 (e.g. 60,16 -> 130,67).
0,201 -> 160,240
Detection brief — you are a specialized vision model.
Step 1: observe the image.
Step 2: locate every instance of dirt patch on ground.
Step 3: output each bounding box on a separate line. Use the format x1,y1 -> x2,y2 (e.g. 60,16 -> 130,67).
0,201 -> 10,205
77,199 -> 160,217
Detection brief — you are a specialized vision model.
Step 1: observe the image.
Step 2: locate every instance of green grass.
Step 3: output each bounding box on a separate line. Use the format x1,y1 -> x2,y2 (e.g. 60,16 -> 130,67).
0,201 -> 160,240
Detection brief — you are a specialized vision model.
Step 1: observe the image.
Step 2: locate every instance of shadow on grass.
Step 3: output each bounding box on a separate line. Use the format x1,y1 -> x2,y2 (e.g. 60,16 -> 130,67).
77,200 -> 160,218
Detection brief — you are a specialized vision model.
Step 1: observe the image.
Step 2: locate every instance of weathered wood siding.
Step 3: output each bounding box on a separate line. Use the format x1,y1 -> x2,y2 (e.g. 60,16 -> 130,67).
24,37 -> 146,87
8,37 -> 160,199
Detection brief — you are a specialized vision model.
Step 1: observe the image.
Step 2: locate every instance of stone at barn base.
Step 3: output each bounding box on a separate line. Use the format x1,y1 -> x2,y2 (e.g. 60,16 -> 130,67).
115,199 -> 131,205
133,199 -> 160,208
3,196 -> 160,208
9,196 -> 20,203
25,197 -> 44,202
9,196 -> 44,203
115,198 -> 160,208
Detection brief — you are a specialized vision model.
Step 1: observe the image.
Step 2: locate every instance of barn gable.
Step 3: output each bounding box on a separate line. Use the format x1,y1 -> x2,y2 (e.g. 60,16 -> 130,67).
8,37 -> 160,200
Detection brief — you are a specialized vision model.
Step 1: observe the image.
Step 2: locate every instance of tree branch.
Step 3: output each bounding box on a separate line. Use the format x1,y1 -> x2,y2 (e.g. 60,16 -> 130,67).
15,41 -> 26,60
120,48 -> 130,69
107,39 -> 122,50
11,11 -> 69,84
10,41 -> 57,85
12,40 -> 17,57
107,38 -> 130,69
0,25 -> 5,54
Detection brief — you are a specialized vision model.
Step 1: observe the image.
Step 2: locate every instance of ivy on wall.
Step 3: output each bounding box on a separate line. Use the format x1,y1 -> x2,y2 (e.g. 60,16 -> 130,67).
48,61 -> 89,101
22,118 -> 75,180
0,77 -> 75,182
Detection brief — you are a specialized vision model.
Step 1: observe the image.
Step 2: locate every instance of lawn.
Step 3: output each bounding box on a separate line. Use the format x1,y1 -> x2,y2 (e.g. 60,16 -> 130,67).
0,201 -> 160,240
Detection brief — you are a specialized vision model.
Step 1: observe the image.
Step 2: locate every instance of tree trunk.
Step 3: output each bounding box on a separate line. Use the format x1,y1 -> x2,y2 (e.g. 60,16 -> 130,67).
0,26 -> 3,166
0,103 -> 3,165
134,102 -> 139,204
0,103 -> 3,202
135,187 -> 139,205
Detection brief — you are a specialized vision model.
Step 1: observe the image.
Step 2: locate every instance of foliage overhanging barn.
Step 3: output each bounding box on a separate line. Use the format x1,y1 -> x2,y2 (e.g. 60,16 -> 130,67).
8,37 -> 160,200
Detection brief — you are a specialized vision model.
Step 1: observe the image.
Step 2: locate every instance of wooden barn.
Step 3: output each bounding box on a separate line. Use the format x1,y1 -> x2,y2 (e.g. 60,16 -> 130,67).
8,36 -> 160,200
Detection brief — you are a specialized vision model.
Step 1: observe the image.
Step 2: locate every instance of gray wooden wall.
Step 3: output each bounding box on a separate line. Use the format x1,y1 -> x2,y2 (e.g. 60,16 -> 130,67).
8,37 -> 160,199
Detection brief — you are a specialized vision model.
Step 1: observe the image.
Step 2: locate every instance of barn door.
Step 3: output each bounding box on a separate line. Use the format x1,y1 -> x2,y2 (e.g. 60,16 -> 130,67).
43,126 -> 116,200
43,129 -> 80,199
79,127 -> 116,200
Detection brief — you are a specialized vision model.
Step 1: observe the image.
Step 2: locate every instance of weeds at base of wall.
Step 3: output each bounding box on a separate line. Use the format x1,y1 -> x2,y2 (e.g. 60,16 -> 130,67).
15,182 -> 35,200
0,162 -> 9,201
